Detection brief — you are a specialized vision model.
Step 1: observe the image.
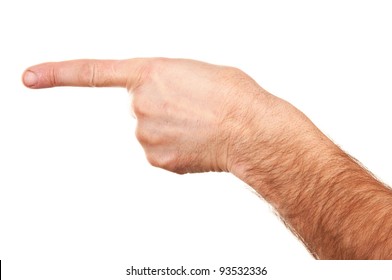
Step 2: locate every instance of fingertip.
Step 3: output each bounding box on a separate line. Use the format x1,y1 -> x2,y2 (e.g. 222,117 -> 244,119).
22,70 -> 38,88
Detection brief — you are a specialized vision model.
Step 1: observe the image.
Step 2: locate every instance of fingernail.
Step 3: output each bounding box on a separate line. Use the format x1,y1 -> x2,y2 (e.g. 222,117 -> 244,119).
23,70 -> 38,87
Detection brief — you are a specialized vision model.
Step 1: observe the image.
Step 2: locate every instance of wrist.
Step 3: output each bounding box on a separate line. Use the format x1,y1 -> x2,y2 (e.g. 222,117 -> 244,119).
227,97 -> 332,199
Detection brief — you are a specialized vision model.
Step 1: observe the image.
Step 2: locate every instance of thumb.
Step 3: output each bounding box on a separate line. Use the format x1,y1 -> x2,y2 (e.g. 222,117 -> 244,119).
22,59 -> 147,89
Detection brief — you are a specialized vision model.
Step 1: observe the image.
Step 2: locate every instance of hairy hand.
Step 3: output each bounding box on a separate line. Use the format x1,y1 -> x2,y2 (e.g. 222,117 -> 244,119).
22,58 -> 286,175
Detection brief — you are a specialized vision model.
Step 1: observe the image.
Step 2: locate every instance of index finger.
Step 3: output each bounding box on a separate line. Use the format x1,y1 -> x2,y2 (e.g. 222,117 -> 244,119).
22,59 -> 146,89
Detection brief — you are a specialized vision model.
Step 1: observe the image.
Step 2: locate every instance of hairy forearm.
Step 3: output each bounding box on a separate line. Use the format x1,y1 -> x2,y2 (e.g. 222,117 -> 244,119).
276,146 -> 392,259
231,98 -> 392,259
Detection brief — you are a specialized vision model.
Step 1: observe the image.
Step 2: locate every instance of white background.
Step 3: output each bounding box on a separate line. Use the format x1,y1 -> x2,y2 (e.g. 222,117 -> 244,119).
1,0 -> 392,279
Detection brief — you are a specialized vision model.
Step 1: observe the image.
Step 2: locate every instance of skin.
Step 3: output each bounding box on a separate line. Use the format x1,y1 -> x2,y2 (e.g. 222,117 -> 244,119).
22,58 -> 392,259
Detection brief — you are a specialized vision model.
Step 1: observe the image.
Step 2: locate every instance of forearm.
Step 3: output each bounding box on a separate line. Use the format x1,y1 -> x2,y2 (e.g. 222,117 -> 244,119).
231,97 -> 392,259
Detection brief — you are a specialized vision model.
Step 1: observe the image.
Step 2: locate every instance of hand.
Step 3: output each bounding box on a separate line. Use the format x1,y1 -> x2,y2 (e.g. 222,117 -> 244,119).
22,58 -> 288,175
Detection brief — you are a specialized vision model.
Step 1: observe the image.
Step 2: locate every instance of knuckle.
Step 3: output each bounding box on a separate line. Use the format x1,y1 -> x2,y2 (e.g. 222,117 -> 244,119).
146,152 -> 181,173
132,96 -> 149,118
127,57 -> 169,91
78,61 -> 98,87
146,153 -> 166,169
140,57 -> 168,80
161,154 -> 178,171
133,102 -> 145,117
135,125 -> 163,146
49,65 -> 58,87
135,128 -> 148,144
